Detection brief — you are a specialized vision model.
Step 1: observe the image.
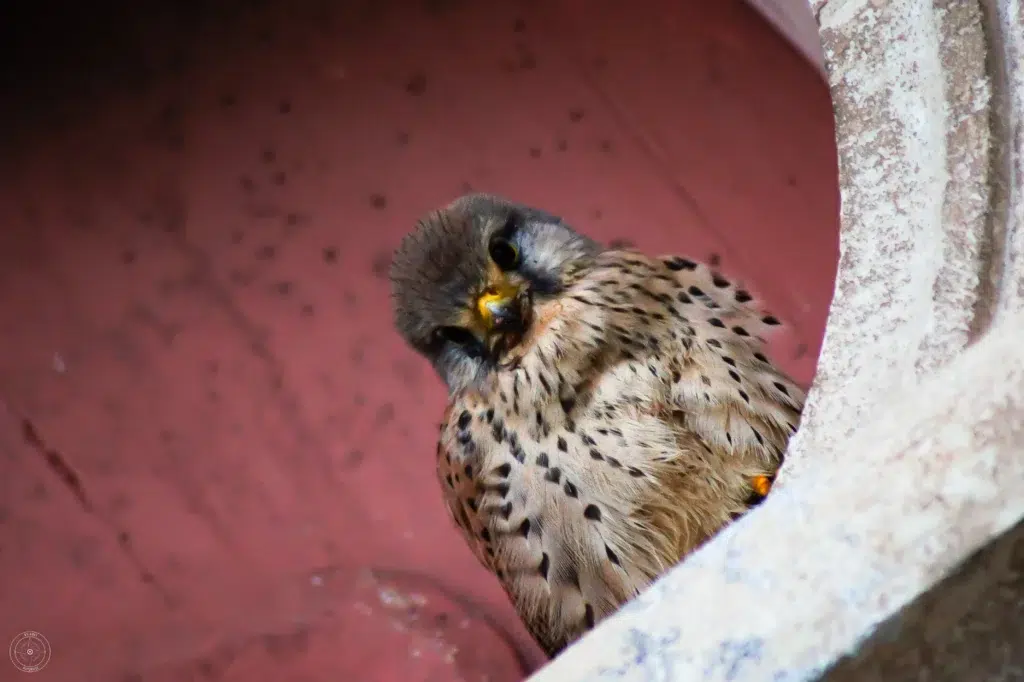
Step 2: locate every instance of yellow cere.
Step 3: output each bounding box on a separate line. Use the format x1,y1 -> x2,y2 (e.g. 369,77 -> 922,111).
477,287 -> 515,327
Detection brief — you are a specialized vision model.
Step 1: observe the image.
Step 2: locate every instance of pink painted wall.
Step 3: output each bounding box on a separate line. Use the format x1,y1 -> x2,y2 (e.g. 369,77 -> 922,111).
0,1 -> 838,680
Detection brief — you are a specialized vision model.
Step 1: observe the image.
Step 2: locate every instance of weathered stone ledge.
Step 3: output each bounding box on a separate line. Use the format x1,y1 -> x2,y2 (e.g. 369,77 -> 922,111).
529,1 -> 1024,679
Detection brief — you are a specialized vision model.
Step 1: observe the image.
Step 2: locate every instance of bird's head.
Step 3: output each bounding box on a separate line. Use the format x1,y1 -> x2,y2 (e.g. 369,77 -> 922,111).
390,193 -> 603,393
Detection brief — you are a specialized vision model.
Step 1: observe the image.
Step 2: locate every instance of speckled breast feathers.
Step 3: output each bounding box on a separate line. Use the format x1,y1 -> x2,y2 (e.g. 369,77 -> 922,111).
435,249 -> 805,656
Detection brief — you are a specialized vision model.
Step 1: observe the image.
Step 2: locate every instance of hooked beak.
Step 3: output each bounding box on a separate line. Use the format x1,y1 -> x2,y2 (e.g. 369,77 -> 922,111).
475,279 -> 529,346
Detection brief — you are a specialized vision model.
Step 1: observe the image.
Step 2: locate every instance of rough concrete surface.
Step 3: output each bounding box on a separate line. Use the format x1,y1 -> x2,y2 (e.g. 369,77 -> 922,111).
530,0 -> 1024,680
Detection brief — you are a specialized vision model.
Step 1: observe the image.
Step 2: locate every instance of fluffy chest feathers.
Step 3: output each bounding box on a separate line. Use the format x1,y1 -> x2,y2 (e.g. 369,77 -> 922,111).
435,250 -> 805,656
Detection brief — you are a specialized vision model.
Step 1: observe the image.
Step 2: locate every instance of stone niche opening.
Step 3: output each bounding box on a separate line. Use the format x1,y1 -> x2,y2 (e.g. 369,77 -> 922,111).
531,0 -> 1024,680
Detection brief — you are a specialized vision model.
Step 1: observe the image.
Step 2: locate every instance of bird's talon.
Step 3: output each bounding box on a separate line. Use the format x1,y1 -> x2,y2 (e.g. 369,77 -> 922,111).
751,475 -> 773,498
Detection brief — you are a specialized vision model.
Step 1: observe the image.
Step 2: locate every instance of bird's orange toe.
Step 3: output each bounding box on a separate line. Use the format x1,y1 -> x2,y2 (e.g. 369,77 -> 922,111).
751,474 -> 773,498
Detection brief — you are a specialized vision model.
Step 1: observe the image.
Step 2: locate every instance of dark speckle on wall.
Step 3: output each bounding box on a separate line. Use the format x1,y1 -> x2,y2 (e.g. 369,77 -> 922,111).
255,244 -> 277,260
344,449 -> 365,469
405,72 -> 427,96
375,402 -> 395,426
284,212 -> 306,229
262,627 -> 310,660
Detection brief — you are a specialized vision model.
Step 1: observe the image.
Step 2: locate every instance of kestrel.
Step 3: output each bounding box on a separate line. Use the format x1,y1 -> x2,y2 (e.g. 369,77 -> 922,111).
389,194 -> 805,658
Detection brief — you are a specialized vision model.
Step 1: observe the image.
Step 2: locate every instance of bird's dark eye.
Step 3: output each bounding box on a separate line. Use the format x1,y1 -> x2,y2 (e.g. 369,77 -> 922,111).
435,325 -> 478,347
489,237 -> 520,271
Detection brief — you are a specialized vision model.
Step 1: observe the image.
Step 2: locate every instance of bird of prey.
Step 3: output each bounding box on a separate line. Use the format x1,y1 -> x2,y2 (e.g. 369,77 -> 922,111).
389,193 -> 805,658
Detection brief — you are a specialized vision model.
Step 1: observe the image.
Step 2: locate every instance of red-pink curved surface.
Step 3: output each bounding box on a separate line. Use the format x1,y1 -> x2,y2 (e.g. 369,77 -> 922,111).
0,1 -> 838,680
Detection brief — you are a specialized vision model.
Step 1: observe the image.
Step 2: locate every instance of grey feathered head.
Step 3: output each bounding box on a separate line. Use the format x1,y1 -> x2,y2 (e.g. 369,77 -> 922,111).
390,193 -> 603,393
